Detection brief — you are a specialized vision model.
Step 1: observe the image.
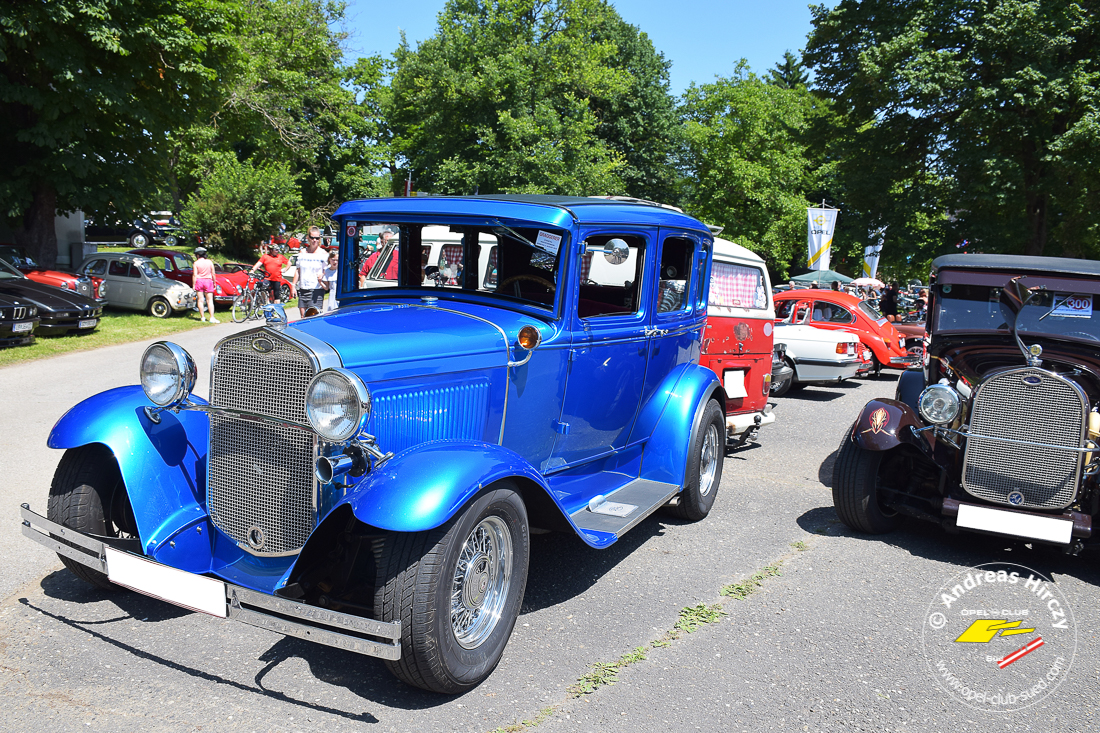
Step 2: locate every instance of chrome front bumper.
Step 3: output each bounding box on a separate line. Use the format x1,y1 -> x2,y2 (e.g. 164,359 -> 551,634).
20,504 -> 401,660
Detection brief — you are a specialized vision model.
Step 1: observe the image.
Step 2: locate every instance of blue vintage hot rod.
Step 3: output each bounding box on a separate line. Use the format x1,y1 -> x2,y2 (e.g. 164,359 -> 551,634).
23,195 -> 727,692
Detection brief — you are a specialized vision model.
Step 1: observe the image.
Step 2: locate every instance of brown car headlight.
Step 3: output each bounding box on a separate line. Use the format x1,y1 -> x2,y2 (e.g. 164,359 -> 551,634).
306,368 -> 372,442
918,384 -> 960,424
140,342 -> 196,407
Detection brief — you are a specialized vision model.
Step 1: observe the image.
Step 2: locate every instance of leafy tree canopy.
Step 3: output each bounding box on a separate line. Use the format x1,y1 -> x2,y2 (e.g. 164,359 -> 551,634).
805,0 -> 1100,259
389,0 -> 680,196
0,0 -> 236,266
679,65 -> 824,278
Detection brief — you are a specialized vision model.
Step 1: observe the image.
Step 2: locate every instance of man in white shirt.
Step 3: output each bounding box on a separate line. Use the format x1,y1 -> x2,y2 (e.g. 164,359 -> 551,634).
294,226 -> 329,317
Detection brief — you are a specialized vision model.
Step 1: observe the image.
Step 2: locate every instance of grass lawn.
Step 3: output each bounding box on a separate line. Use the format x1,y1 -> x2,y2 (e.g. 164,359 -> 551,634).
0,308 -> 214,369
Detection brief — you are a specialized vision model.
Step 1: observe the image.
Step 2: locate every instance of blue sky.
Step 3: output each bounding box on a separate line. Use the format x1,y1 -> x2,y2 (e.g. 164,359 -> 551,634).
341,0 -> 836,96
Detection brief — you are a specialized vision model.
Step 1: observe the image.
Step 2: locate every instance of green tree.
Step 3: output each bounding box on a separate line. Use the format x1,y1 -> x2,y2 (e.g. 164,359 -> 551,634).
767,50 -> 809,89
180,157 -> 304,256
0,0 -> 235,267
678,66 -> 823,277
805,0 -> 1100,259
388,0 -> 635,196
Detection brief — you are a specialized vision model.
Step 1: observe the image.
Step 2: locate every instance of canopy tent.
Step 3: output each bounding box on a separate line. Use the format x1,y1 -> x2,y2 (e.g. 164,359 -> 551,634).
788,269 -> 854,284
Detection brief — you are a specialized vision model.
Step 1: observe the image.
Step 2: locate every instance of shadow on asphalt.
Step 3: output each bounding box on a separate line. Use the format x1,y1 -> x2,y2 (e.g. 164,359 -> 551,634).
25,514 -> 674,711
795,503 -> 1100,590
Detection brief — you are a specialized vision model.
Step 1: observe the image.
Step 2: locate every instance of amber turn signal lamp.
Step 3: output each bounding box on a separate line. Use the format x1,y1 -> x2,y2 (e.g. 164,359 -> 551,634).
518,325 -> 541,350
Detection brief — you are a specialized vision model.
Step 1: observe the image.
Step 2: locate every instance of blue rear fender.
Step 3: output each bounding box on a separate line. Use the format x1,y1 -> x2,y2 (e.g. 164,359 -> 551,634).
337,440 -> 554,533
47,385 -> 212,562
636,364 -> 723,486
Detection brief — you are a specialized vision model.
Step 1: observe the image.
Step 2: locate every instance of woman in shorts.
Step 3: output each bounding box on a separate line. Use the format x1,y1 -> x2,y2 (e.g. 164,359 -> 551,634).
192,247 -> 219,323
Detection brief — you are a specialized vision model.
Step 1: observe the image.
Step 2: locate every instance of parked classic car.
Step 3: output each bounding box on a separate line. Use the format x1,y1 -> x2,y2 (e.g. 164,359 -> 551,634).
771,321 -> 864,396
0,244 -> 107,302
0,259 -> 102,335
0,292 -> 39,347
23,195 -> 728,693
85,214 -> 170,248
701,237 -> 776,446
774,289 -> 917,374
129,248 -> 243,306
833,254 -> 1100,553
79,252 -> 197,317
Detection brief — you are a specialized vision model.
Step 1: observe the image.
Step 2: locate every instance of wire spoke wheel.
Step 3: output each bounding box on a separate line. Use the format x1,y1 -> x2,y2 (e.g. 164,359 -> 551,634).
450,516 -> 512,649
698,422 -> 720,496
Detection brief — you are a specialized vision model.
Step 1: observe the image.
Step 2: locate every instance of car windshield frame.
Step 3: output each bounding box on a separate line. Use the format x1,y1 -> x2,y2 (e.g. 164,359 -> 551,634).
345,220 -> 569,317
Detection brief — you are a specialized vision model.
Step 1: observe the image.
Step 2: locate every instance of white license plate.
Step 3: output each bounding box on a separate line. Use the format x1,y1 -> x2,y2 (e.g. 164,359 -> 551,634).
956,503 -> 1073,544
78,319 -> 97,329
105,546 -> 227,617
13,321 -> 32,333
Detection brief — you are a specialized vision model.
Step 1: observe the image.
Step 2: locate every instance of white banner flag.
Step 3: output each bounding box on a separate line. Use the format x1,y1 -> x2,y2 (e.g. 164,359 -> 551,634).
807,208 -> 838,271
864,227 -> 886,279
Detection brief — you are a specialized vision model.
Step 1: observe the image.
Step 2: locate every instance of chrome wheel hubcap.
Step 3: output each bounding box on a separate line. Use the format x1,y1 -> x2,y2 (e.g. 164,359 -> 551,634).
699,423 -> 719,496
451,515 -> 512,649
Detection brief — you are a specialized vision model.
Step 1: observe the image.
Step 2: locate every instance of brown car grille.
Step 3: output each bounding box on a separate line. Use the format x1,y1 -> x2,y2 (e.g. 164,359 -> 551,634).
208,331 -> 317,555
962,368 -> 1086,510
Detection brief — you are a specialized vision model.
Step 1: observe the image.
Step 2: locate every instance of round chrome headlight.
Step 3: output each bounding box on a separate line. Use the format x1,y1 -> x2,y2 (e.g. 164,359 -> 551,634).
918,384 -> 961,424
140,342 -> 196,407
305,368 -> 371,442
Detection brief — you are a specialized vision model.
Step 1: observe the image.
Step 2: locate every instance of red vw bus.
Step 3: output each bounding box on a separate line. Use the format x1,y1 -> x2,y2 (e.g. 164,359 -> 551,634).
702,238 -> 776,447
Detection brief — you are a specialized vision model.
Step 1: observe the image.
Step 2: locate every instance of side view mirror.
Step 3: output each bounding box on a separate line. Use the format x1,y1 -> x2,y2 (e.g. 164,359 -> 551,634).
585,238 -> 629,265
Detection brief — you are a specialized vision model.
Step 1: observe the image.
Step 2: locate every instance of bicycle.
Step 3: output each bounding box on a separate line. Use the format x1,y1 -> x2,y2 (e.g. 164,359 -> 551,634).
231,271 -> 267,322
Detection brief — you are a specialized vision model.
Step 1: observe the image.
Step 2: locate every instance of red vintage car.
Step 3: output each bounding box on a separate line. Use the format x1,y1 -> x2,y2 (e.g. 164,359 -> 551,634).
0,244 -> 107,302
223,261 -> 294,302
773,288 -> 918,373
129,248 -> 242,305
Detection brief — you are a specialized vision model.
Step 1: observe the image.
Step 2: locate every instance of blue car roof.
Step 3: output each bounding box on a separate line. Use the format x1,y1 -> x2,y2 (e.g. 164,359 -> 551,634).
333,195 -> 711,232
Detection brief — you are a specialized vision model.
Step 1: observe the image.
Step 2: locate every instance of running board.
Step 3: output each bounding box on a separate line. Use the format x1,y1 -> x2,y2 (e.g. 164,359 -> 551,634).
570,479 -> 680,538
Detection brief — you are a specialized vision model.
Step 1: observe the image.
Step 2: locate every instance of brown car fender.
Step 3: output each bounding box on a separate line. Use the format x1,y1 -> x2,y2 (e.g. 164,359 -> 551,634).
849,398 -> 934,456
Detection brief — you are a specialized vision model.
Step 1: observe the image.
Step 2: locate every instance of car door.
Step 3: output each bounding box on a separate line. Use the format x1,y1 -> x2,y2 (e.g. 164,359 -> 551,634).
551,231 -> 652,468
107,259 -> 144,307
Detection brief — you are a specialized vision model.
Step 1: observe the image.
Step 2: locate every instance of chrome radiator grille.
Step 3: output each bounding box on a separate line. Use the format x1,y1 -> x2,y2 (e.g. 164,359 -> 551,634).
208,331 -> 317,555
962,369 -> 1087,510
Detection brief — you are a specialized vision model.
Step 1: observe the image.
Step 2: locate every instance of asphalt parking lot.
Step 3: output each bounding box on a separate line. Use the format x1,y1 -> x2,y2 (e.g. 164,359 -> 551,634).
2,345 -> 1098,733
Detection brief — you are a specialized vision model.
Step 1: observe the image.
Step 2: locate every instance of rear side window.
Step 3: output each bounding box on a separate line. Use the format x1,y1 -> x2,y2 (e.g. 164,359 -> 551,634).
109,260 -> 137,277
813,300 -> 855,324
709,262 -> 767,310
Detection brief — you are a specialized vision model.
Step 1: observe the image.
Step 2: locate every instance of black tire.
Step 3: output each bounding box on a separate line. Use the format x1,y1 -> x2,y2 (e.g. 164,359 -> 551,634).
147,296 -> 172,318
831,429 -> 901,534
280,282 -> 291,302
231,294 -> 248,323
665,399 -> 724,521
164,235 -> 178,247
46,445 -> 137,590
771,362 -> 795,397
374,484 -> 529,693
129,232 -> 149,248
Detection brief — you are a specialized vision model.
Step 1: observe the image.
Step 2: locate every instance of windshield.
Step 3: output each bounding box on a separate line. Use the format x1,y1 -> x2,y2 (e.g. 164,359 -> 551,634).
346,222 -> 566,312
0,258 -> 27,280
935,282 -> 1100,344
0,246 -> 35,268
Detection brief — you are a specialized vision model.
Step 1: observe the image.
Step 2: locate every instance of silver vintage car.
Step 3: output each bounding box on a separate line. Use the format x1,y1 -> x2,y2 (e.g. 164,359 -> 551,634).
79,252 -> 197,318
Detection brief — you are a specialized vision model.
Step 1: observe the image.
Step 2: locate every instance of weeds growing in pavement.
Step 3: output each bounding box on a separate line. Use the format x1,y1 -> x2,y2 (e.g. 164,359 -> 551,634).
720,564 -> 782,600
790,540 -> 807,551
673,603 -> 726,634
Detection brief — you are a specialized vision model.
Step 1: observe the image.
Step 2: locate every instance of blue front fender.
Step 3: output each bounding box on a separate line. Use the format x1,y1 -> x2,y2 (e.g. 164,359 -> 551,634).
637,365 -> 722,486
48,385 -> 211,560
338,441 -> 550,533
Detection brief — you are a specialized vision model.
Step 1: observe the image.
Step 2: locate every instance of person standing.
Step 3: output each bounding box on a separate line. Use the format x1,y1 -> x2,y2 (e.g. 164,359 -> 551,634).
294,226 -> 329,316
251,243 -> 290,303
880,282 -> 899,322
358,229 -> 393,287
323,251 -> 339,312
192,247 -> 219,323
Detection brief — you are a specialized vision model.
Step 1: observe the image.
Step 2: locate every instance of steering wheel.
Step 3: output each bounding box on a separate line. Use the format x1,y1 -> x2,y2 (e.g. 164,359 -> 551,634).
499,274 -> 556,296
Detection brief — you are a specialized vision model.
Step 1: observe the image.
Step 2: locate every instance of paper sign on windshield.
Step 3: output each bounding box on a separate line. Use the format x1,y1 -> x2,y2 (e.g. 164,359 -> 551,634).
1052,293 -> 1093,318
533,230 -> 561,256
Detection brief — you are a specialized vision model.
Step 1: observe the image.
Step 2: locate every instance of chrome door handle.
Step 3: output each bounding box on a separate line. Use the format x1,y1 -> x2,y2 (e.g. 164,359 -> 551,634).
644,328 -> 669,337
